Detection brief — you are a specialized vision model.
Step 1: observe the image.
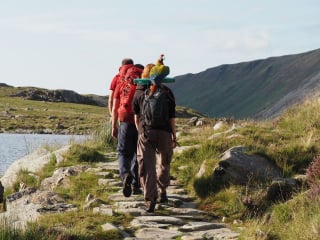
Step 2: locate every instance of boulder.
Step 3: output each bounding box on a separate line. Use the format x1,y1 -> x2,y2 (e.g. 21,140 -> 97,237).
213,146 -> 282,185
2,188 -> 77,229
0,145 -> 71,189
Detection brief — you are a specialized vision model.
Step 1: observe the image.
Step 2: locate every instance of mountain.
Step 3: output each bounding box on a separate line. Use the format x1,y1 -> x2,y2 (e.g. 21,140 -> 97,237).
170,48 -> 320,119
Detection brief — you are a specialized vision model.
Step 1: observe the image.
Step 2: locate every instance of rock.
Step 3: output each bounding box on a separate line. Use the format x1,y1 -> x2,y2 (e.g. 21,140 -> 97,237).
213,146 -> 282,185
10,88 -> 106,107
40,165 -> 88,190
86,193 -> 94,202
266,178 -> 299,202
213,121 -> 225,131
174,145 -> 201,155
130,215 -> 185,229
1,145 -> 71,189
182,227 -> 240,240
3,189 -> 77,229
93,204 -> 113,216
135,227 -> 182,239
195,120 -> 203,127
179,221 -> 225,232
187,117 -> 198,126
196,160 -> 207,178
101,222 -> 118,231
83,198 -> 107,210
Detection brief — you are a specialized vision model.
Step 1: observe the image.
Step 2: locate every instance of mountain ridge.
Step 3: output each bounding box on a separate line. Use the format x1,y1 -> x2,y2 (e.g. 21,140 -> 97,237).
170,48 -> 320,119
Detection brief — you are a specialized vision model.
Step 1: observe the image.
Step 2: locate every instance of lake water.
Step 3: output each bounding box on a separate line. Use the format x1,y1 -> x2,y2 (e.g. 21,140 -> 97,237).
0,133 -> 88,176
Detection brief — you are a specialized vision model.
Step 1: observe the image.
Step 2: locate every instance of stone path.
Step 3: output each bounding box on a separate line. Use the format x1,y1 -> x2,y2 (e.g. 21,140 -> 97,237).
91,159 -> 240,240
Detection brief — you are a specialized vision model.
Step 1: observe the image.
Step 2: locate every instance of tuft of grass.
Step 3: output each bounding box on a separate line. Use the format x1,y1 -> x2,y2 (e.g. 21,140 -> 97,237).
33,210 -> 126,240
199,186 -> 245,219
12,169 -> 39,192
241,194 -> 320,240
64,144 -> 106,163
54,171 -> 102,205
0,212 -> 125,240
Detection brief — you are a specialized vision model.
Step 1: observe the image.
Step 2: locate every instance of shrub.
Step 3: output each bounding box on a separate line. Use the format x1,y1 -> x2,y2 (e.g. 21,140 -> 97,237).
306,155 -> 320,199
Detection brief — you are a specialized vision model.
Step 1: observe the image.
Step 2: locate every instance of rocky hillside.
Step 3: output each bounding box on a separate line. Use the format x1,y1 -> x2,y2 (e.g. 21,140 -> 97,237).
0,84 -> 107,107
170,48 -> 320,119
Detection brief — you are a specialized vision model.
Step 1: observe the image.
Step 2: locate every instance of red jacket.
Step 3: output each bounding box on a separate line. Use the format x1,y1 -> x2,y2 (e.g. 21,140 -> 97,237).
114,65 -> 143,123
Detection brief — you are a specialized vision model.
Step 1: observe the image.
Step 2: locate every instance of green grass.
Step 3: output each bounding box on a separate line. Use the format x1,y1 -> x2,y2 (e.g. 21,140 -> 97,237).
0,211 -> 125,240
170,95 -> 320,238
0,93 -> 108,134
2,87 -> 320,238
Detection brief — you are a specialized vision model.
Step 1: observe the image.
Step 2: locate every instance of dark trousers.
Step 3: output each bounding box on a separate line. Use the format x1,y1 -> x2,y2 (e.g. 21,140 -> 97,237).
117,122 -> 139,188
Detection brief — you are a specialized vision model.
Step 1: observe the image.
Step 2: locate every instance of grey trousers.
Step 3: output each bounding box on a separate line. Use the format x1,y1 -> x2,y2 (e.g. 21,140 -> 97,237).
137,129 -> 173,201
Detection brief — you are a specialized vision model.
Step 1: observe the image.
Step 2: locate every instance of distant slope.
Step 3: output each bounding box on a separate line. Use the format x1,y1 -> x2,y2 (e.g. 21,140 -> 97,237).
170,48 -> 320,119
0,85 -> 107,107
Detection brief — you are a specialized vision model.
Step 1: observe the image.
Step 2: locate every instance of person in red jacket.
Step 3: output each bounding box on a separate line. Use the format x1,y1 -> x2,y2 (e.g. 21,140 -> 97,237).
111,64 -> 144,197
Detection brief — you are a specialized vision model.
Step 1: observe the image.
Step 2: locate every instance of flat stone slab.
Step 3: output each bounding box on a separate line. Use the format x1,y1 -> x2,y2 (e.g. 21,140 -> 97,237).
179,221 -> 226,232
131,215 -> 184,227
101,222 -> 118,231
165,206 -> 206,216
114,201 -> 146,209
98,178 -> 122,187
181,227 -> 240,240
108,193 -> 144,202
167,187 -> 188,195
93,204 -> 113,216
135,227 -> 182,239
116,207 -> 146,216
168,193 -> 195,202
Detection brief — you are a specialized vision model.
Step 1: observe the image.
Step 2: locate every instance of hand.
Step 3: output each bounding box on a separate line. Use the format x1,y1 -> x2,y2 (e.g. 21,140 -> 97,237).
172,137 -> 177,149
112,126 -> 118,139
172,140 -> 177,149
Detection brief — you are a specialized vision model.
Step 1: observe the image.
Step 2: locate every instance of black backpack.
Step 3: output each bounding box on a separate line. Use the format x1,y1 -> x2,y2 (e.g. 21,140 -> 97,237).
142,86 -> 170,128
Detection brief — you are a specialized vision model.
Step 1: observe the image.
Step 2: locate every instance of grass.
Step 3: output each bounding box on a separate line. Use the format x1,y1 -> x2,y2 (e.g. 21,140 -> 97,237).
0,212 -> 125,240
171,95 -> 320,238
2,86 -> 320,238
0,89 -> 108,134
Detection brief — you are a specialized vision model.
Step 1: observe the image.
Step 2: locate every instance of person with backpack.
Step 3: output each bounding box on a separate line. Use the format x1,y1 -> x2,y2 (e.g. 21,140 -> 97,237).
111,63 -> 144,197
133,55 -> 177,212
108,58 -> 134,115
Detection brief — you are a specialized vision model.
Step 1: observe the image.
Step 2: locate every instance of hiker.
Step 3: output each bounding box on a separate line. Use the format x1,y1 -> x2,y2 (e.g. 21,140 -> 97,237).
111,63 -> 144,197
108,58 -> 134,115
133,55 -> 177,212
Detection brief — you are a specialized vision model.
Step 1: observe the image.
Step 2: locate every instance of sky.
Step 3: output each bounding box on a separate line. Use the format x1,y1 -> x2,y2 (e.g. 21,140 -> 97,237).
0,0 -> 319,96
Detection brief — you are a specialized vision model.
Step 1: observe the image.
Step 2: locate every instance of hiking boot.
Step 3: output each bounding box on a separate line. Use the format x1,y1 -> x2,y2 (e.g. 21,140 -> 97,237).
159,191 -> 168,204
122,174 -> 133,197
132,186 -> 143,195
145,200 -> 156,213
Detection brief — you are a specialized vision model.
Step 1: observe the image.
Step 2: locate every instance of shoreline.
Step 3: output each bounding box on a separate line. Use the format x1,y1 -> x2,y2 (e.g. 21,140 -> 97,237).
0,145 -> 71,189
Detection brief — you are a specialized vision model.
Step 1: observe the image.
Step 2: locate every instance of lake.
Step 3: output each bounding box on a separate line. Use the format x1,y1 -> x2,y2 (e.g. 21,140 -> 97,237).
0,133 -> 88,176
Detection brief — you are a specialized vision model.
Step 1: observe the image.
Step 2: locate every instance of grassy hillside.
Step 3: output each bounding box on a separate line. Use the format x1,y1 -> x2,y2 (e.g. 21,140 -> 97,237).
0,86 -> 203,134
171,48 -> 320,119
0,86 -> 108,135
170,94 -> 320,239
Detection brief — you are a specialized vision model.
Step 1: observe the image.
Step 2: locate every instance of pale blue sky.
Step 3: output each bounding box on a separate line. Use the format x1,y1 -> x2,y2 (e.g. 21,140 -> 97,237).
0,0 -> 319,95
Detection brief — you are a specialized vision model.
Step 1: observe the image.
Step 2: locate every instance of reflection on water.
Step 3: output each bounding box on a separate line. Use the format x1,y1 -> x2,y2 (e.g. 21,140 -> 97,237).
0,133 -> 87,176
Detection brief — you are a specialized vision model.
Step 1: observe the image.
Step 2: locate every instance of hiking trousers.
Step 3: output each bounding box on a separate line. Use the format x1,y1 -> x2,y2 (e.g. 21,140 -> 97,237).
117,122 -> 139,188
137,129 -> 173,201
